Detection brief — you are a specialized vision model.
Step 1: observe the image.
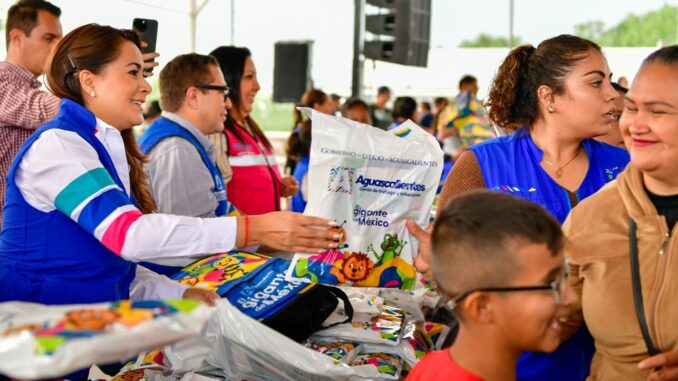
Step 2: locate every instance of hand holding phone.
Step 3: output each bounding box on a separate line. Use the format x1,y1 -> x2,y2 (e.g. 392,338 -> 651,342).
132,18 -> 158,76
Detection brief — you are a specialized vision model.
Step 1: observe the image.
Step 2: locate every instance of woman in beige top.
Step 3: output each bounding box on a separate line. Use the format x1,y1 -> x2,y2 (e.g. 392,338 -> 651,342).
563,46 -> 678,381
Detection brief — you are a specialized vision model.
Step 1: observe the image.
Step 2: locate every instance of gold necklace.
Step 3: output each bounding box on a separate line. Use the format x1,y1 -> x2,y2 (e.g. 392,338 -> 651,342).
542,148 -> 581,179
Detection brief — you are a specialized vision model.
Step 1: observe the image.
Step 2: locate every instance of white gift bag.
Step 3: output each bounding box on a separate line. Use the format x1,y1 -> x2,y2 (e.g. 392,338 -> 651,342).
286,108 -> 443,290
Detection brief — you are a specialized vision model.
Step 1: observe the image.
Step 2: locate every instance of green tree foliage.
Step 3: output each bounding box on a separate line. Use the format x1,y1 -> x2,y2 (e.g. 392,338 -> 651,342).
459,33 -> 523,48
251,96 -> 295,131
574,21 -> 605,42
575,5 -> 677,46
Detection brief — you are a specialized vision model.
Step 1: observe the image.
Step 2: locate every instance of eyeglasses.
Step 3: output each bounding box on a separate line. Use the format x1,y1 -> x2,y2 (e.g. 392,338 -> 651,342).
194,83 -> 230,101
444,268 -> 569,311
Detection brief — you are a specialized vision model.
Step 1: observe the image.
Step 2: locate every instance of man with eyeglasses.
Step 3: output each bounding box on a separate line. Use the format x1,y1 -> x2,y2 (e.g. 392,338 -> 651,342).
407,191 -> 577,381
138,53 -> 235,273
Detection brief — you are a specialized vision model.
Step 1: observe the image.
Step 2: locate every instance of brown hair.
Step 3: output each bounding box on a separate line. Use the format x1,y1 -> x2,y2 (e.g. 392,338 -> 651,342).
486,34 -> 601,132
47,23 -> 156,214
285,118 -> 312,162
293,89 -> 328,125
159,53 -> 219,112
209,46 -> 272,149
432,190 -> 563,298
5,0 -> 61,47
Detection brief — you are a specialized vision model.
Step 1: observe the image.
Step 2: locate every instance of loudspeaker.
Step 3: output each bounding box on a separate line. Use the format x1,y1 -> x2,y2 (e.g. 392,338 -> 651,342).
273,41 -> 313,103
364,0 -> 431,67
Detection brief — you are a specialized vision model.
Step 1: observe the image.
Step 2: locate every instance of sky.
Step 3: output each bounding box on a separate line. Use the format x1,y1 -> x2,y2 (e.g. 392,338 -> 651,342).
1,0 -> 676,98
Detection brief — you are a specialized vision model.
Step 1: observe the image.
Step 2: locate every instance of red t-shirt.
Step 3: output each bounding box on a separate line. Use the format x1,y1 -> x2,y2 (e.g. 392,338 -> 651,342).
406,350 -> 485,381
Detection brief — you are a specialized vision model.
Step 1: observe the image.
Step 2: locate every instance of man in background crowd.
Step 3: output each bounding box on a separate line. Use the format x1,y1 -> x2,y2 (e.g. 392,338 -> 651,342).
0,0 -> 62,227
369,85 -> 392,130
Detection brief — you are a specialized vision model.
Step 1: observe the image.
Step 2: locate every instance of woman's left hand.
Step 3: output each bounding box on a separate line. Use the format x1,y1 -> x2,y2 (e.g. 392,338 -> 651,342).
183,287 -> 219,306
639,350 -> 678,380
281,176 -> 299,197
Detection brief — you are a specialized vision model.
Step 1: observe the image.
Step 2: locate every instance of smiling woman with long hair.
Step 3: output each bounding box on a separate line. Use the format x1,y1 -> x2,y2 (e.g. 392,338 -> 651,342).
0,24 -> 338,306
208,46 -> 299,215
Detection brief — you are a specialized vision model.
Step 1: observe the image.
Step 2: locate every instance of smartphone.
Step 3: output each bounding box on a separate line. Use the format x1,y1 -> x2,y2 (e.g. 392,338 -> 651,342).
132,18 -> 158,74
132,18 -> 158,54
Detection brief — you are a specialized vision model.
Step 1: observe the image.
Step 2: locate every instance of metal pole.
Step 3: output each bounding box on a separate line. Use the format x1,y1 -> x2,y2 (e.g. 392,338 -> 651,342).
351,0 -> 365,98
190,0 -> 197,52
189,0 -> 210,52
508,0 -> 514,48
230,0 -> 235,44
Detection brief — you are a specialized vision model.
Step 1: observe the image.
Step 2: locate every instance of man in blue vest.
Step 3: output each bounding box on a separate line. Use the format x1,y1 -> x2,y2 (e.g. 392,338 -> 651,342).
140,53 -> 234,219
139,53 -> 237,274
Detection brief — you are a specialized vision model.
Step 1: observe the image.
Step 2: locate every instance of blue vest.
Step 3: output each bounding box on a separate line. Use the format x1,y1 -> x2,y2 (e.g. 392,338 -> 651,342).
139,117 -> 229,217
470,129 -> 629,224
0,99 -> 136,305
469,129 -> 630,381
291,156 -> 309,213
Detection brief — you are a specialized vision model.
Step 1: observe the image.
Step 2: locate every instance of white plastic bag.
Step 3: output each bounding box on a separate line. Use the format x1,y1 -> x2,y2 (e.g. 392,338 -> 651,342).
202,299 -> 379,381
287,108 -> 443,290
0,300 -> 212,379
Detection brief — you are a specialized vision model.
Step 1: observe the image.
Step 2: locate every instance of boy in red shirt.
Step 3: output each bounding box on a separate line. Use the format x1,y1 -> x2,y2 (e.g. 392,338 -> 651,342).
408,191 -> 576,381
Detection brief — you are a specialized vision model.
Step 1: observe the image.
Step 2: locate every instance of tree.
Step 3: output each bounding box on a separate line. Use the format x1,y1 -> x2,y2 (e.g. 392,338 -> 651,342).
459,33 -> 523,48
574,5 -> 677,46
574,21 -> 605,42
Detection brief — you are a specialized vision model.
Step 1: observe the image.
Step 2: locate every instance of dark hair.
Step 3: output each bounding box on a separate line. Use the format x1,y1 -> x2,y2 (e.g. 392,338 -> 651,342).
486,34 -> 601,132
5,0 -> 61,47
432,190 -> 563,298
285,118 -> 312,161
377,85 -> 391,95
343,97 -> 369,113
458,75 -> 477,90
421,101 -> 432,111
159,53 -> 218,112
611,82 -> 628,94
143,100 -> 162,119
293,89 -> 328,125
47,24 -> 156,214
392,96 -> 417,120
433,97 -> 448,110
330,93 -> 341,102
210,45 -> 272,149
642,45 -> 678,67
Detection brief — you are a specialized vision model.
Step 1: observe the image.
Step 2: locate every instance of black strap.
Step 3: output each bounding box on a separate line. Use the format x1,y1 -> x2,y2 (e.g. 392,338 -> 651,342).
325,286 -> 354,326
629,218 -> 658,356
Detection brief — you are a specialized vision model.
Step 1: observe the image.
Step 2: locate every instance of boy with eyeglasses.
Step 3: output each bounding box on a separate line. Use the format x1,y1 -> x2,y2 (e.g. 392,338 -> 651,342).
407,190 -> 576,381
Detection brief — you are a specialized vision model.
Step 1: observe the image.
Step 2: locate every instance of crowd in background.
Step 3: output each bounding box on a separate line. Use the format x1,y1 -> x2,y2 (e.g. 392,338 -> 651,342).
0,1 -> 677,380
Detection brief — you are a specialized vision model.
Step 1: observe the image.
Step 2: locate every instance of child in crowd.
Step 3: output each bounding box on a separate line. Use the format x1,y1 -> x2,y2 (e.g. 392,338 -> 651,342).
408,191 -> 576,381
